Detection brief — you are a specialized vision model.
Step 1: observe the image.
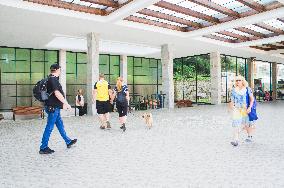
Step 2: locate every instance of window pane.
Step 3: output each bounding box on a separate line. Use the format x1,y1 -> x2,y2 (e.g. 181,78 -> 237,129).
183,57 -> 196,102
127,57 -> 134,85
196,55 -> 211,104
237,58 -> 246,77
110,55 -> 120,85
16,49 -> 30,72
254,61 -> 271,101
99,55 -> 109,81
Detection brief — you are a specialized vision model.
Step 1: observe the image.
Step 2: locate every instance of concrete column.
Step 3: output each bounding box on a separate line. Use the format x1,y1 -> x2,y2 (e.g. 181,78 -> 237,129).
59,50 -> 67,95
86,33 -> 100,115
247,57 -> 255,89
120,55 -> 127,84
210,52 -> 221,104
161,44 -> 174,109
272,62 -> 277,100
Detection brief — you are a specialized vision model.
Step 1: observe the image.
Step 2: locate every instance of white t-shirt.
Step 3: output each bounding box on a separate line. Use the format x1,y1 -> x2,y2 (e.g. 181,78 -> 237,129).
76,95 -> 84,106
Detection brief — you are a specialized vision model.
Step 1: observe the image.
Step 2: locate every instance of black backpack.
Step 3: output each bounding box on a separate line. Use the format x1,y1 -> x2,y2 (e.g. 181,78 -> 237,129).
33,77 -> 50,102
116,91 -> 127,104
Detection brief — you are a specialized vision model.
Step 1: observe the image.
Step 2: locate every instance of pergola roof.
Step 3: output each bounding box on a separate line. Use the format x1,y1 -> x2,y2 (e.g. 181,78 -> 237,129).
124,0 -> 283,34
24,0 -> 133,15
4,0 -> 284,59
204,17 -> 284,43
23,0 -> 284,39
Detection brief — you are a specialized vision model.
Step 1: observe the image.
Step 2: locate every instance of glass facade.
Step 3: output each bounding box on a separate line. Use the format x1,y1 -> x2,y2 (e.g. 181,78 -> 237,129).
1,46 -> 282,111
276,64 -> 284,100
127,57 -> 162,102
0,47 -> 58,111
254,61 -> 272,102
221,55 -> 247,103
173,54 -> 211,104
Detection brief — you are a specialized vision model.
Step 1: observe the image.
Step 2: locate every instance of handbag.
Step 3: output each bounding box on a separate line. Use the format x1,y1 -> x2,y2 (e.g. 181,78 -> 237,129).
246,88 -> 258,121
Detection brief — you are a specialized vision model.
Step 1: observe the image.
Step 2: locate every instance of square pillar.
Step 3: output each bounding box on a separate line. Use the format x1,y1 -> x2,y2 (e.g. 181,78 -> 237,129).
87,33 -> 100,115
247,57 -> 255,89
161,44 -> 174,109
120,55 -> 127,84
272,62 -> 277,100
59,50 -> 66,95
210,52 -> 221,104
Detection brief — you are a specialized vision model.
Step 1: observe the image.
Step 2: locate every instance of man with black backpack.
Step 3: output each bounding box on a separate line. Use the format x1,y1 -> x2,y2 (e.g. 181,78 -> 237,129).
38,64 -> 77,154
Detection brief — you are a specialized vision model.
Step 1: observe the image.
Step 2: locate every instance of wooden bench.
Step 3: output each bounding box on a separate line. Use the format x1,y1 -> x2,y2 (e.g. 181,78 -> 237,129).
12,106 -> 44,121
176,100 -> 193,108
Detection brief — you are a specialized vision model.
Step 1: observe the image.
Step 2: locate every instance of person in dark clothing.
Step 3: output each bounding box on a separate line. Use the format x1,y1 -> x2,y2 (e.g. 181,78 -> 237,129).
39,64 -> 77,154
111,77 -> 129,132
157,91 -> 163,108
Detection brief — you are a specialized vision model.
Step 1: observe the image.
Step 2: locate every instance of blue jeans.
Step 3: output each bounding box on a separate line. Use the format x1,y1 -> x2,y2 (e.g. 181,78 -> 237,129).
40,107 -> 71,150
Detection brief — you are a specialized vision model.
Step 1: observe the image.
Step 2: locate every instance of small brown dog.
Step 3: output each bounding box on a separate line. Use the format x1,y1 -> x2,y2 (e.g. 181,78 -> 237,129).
141,112 -> 153,129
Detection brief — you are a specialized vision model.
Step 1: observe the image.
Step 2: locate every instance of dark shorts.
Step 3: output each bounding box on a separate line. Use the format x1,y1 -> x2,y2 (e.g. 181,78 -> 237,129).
116,102 -> 128,117
96,100 -> 110,114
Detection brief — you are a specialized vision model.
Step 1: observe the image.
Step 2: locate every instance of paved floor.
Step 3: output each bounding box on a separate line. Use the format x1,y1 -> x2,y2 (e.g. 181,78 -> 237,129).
0,101 -> 284,188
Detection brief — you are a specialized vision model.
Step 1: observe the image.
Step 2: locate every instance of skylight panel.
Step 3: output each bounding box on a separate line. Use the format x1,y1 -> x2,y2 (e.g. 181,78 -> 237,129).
172,12 -> 198,21
164,0 -> 184,5
245,24 -> 273,34
221,1 -> 244,9
212,33 -> 237,40
61,0 -> 73,3
159,19 -> 186,27
72,0 -> 92,7
90,4 -> 108,9
133,13 -> 147,19
159,9 -> 177,15
105,7 -> 114,11
118,0 -> 129,4
143,14 -> 186,27
255,0 -> 276,5
147,5 -> 164,12
211,0 -> 235,6
233,6 -> 251,13
226,29 -> 253,37
178,1 -> 199,9
179,2 -> 212,14
264,19 -> 284,29
212,13 -> 227,19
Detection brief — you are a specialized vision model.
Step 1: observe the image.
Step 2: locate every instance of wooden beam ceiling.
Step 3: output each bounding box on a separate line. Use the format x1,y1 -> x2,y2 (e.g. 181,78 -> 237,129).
254,23 -> 284,35
125,16 -> 187,32
265,1 -> 283,10
155,1 -> 220,24
235,0 -> 265,12
216,31 -> 251,42
251,41 -> 284,51
203,34 -> 237,43
234,27 -> 265,38
81,0 -> 119,8
138,9 -> 203,29
250,46 -> 274,51
24,0 -> 107,15
263,44 -> 280,48
187,0 -> 240,18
